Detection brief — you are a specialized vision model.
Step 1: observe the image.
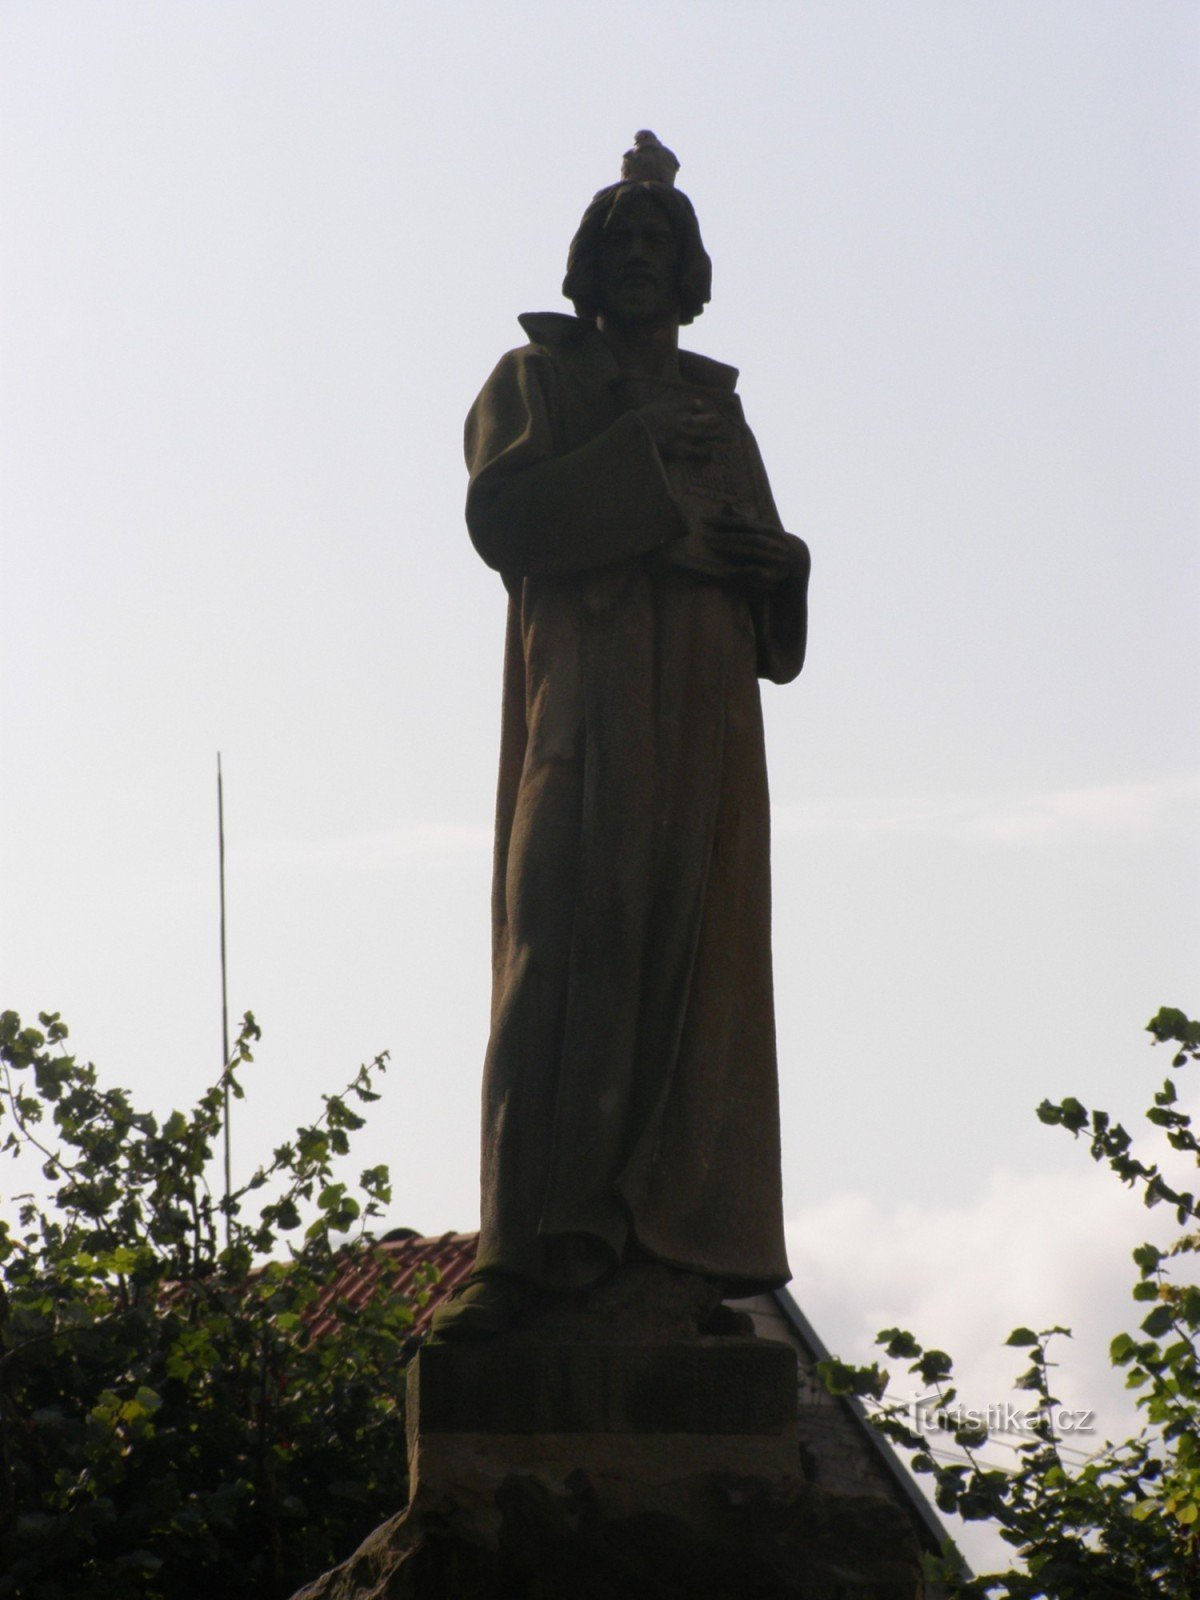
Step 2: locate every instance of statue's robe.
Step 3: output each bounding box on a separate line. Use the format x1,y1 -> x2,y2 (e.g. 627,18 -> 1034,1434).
465,312 -> 807,1294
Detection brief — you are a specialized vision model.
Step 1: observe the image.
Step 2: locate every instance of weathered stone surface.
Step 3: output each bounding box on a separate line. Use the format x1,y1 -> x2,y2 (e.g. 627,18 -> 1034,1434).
412,1337 -> 796,1435
407,1338 -> 801,1510
290,1471 -> 922,1600
509,1258 -> 729,1342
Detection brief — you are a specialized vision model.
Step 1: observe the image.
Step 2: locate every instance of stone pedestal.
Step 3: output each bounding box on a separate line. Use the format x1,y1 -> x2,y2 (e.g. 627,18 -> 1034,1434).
409,1337 -> 800,1500
290,1339 -> 921,1600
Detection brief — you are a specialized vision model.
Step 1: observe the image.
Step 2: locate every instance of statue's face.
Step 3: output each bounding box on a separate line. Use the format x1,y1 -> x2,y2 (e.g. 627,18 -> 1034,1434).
596,189 -> 681,327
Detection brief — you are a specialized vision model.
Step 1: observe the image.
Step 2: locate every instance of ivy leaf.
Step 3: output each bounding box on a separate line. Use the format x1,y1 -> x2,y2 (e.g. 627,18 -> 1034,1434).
1141,1305 -> 1176,1338
915,1349 -> 953,1386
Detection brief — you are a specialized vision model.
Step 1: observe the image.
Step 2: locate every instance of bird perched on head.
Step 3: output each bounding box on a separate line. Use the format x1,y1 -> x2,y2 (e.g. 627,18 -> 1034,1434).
620,130 -> 680,187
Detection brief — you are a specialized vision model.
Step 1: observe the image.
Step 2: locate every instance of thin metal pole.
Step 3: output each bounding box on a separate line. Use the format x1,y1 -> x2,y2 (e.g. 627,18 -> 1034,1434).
218,753 -> 231,1247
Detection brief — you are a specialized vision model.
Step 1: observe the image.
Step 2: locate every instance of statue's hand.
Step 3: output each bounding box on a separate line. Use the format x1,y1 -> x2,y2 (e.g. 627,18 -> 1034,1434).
657,514 -> 808,591
636,392 -> 722,461
650,531 -> 743,582
651,523 -> 805,590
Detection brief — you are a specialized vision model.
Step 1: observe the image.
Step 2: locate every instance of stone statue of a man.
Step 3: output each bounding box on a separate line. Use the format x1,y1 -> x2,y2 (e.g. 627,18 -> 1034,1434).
434,133 -> 809,1341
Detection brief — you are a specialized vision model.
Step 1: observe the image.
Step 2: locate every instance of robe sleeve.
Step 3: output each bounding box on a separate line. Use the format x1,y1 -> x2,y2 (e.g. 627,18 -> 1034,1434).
465,346 -> 687,578
742,424 -> 809,685
752,563 -> 808,684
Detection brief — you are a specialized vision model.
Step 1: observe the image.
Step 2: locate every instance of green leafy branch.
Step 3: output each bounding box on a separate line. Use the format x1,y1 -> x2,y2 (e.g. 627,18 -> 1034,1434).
0,1008 -> 419,1599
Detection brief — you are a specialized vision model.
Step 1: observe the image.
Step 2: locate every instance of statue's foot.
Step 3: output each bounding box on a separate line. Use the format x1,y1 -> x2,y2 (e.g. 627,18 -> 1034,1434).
428,1274 -> 523,1342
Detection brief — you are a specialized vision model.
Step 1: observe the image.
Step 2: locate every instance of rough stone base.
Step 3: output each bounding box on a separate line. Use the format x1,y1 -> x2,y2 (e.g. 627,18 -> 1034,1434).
291,1469 -> 923,1600
289,1341 -> 922,1600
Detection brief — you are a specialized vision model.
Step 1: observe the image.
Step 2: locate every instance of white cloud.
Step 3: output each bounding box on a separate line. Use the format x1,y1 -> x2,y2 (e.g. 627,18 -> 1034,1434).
786,1145 -> 1195,1574
235,822 -> 492,874
789,1168 -> 1148,1439
964,776 -> 1200,844
772,773 -> 1200,845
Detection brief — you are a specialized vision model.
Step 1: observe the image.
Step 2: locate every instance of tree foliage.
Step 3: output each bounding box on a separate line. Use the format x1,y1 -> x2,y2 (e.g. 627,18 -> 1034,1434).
821,1007 -> 1200,1599
0,1009 -> 423,1599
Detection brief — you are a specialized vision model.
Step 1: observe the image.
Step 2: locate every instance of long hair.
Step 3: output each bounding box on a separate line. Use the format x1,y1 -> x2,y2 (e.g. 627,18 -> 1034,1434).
562,181 -> 712,326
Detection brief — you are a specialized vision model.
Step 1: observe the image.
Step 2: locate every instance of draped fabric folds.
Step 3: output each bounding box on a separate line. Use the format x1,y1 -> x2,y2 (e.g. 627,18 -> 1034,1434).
464,313 -> 806,1295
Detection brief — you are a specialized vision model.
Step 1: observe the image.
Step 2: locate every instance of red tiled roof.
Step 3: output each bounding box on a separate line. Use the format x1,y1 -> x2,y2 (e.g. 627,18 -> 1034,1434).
305,1229 -> 478,1343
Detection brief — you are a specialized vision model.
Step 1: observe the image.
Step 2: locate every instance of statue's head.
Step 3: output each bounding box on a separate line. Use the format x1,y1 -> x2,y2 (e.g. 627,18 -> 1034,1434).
562,132 -> 712,328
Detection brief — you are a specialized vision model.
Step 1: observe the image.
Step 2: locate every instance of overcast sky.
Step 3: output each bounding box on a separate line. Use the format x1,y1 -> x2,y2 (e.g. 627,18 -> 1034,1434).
3,1 -> 1197,1570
